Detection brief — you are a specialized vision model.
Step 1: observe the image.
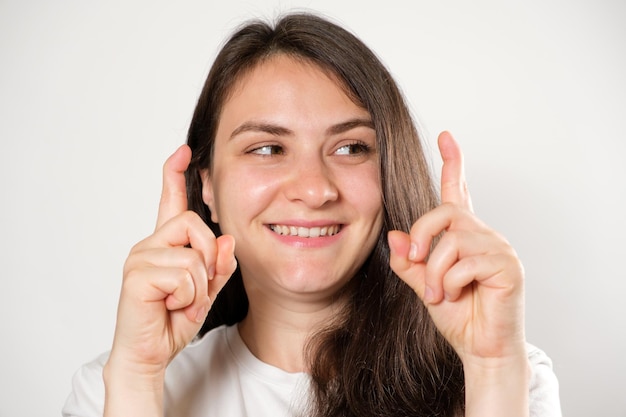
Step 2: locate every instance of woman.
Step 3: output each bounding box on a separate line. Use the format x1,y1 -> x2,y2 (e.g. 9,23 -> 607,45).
63,12 -> 561,417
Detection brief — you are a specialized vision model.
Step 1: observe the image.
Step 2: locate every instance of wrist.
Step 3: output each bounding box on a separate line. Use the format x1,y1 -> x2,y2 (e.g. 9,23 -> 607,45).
463,346 -> 530,375
463,352 -> 531,417
103,357 -> 166,389
104,342 -> 170,380
103,355 -> 166,417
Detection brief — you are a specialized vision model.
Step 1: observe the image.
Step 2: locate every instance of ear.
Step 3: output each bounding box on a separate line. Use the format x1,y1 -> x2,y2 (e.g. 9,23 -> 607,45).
200,169 -> 219,223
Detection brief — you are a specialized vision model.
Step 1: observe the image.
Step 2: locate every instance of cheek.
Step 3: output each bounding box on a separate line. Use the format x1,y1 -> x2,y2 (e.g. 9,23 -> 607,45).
212,169 -> 280,222
343,167 -> 383,216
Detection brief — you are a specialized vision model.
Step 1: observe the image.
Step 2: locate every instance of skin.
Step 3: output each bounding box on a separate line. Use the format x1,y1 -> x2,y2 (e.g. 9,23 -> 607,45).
103,55 -> 529,416
200,56 -> 383,372
388,131 -> 529,417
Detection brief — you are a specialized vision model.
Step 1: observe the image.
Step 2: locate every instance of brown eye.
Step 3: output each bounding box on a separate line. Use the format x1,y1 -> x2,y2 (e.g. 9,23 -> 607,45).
335,142 -> 371,156
250,145 -> 284,156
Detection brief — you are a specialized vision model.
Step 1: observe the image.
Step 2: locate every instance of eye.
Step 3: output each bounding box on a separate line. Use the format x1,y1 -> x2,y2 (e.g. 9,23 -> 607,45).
249,144 -> 284,156
335,141 -> 372,156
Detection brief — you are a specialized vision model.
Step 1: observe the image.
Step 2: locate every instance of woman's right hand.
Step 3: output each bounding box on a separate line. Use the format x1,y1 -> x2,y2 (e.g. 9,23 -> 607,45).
103,145 -> 236,415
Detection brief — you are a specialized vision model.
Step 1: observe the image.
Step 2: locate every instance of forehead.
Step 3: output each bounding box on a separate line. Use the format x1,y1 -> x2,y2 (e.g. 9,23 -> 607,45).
217,57 -> 370,139
223,54 -> 364,114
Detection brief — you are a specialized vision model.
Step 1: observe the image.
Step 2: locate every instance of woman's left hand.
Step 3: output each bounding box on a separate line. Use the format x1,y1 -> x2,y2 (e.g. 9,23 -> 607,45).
388,131 -> 526,366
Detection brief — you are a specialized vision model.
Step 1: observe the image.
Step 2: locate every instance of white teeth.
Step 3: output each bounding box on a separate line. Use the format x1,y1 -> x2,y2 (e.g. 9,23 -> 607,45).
270,224 -> 340,237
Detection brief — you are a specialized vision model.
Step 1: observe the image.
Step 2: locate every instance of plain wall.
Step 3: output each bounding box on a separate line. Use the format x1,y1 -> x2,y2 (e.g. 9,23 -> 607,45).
1,1 -> 625,416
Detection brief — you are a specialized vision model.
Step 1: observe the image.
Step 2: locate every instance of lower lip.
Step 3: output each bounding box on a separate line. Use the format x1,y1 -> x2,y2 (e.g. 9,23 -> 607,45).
266,226 -> 343,248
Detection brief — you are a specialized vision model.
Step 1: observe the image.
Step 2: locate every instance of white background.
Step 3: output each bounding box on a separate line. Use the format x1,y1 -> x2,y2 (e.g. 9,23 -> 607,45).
1,1 -> 625,416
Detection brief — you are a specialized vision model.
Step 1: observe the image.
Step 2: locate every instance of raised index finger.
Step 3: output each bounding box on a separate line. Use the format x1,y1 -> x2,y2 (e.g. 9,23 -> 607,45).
438,131 -> 473,211
156,144 -> 192,230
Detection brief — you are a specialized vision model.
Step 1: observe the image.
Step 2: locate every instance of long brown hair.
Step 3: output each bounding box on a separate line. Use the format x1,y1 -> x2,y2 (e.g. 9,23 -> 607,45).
185,12 -> 464,417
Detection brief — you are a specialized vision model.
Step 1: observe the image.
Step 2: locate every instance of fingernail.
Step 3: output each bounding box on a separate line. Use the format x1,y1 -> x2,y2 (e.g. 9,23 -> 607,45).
208,265 -> 215,281
409,242 -> 418,261
195,306 -> 207,323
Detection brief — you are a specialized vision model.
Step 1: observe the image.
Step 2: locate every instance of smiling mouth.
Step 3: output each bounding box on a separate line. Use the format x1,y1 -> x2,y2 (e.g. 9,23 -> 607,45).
269,224 -> 342,238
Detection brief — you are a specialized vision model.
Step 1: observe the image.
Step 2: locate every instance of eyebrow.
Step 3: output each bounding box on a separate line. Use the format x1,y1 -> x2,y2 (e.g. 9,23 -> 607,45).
326,118 -> 374,135
229,118 -> 374,140
229,122 -> 292,140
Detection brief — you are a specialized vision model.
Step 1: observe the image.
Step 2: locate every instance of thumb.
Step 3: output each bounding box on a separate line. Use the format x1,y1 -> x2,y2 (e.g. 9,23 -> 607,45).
208,234 -> 238,303
388,230 -> 428,302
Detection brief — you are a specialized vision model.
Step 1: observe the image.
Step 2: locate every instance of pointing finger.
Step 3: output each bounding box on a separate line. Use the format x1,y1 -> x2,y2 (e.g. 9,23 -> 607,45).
156,145 -> 192,230
438,131 -> 473,211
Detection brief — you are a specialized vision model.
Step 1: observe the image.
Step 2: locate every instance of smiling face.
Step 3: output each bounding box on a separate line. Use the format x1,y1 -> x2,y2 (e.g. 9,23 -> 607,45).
201,54 -> 384,304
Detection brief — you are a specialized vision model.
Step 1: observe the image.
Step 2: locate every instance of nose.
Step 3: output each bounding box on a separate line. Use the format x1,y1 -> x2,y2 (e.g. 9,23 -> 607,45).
283,156 -> 338,208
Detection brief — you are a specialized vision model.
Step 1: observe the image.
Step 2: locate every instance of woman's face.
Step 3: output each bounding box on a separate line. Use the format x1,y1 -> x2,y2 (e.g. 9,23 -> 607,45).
202,55 -> 383,303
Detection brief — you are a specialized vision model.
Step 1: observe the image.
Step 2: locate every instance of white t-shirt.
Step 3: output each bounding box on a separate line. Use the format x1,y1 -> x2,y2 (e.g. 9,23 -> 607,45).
62,324 -> 562,416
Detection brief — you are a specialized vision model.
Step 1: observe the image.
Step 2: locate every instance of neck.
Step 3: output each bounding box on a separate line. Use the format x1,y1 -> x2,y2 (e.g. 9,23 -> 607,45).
238,283 -> 347,373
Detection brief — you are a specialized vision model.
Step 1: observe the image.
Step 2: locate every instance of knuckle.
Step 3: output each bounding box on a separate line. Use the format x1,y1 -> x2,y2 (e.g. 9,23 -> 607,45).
183,247 -> 206,270
121,268 -> 145,292
123,267 -> 138,282
128,235 -> 152,254
461,256 -> 478,274
180,210 -> 200,223
438,229 -> 460,251
508,255 -> 525,282
179,269 -> 195,289
424,263 -> 442,286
